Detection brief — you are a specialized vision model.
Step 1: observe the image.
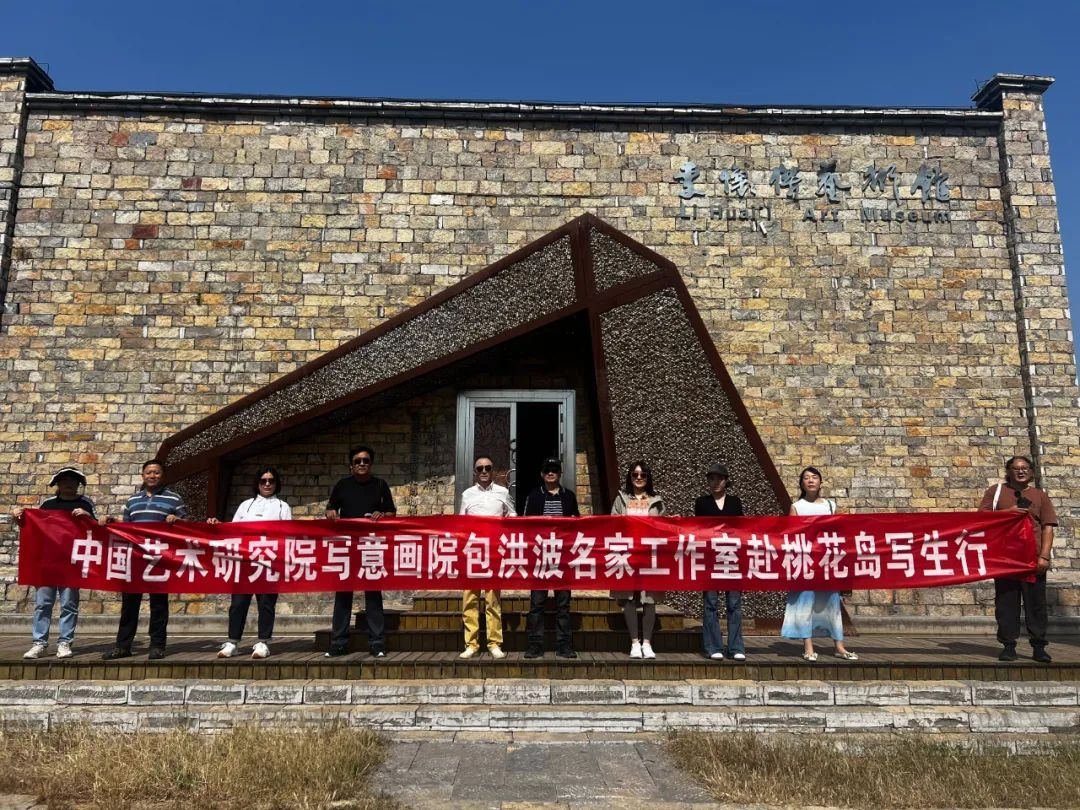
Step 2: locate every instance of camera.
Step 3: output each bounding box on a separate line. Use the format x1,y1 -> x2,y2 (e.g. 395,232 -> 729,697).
1016,496 -> 1032,509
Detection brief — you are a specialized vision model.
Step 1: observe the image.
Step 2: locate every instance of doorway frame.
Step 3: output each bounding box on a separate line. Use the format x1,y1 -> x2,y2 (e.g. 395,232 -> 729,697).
455,389 -> 576,509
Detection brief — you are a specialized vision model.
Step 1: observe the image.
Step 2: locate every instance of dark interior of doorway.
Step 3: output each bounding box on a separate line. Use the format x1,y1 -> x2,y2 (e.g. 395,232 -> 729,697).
514,401 -> 560,515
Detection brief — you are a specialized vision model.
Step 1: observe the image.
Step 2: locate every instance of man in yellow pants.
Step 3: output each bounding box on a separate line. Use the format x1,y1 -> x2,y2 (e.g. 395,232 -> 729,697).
458,455 -> 515,658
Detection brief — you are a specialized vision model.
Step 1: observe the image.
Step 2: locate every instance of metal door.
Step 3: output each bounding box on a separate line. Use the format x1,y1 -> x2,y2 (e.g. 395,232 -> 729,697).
455,390 -> 575,509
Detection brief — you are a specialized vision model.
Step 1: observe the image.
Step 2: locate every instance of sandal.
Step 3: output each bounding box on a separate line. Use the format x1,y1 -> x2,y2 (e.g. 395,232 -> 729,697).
801,652 -> 818,662
834,650 -> 859,661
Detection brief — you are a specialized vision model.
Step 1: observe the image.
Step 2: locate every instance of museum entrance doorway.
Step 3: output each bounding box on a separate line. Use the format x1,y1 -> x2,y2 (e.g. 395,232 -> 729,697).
455,389 -> 576,514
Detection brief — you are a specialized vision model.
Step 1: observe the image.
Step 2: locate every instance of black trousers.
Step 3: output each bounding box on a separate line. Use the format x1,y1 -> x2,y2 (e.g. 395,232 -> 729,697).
995,573 -> 1048,648
526,589 -> 572,650
227,593 -> 278,642
116,592 -> 168,649
330,591 -> 385,652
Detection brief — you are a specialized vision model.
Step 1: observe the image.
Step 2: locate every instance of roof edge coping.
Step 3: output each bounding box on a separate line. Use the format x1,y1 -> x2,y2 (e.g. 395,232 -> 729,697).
25,90 -> 1003,126
0,57 -> 54,92
973,74 -> 1055,111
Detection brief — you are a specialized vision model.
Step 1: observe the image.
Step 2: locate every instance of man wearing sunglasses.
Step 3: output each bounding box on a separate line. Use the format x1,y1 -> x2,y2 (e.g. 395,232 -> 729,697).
523,458 -> 579,659
458,455 -> 515,659
324,445 -> 396,658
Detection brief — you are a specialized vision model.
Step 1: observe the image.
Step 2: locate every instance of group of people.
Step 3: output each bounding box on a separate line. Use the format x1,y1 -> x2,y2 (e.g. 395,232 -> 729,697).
13,450 -> 1056,664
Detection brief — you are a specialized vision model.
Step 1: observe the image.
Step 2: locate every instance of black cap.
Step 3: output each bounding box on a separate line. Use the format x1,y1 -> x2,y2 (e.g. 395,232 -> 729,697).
541,457 -> 562,473
706,463 -> 729,479
49,467 -> 87,487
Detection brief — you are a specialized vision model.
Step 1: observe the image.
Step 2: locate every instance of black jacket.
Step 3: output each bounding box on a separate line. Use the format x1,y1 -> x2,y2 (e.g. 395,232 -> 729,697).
524,486 -> 580,517
693,493 -> 744,517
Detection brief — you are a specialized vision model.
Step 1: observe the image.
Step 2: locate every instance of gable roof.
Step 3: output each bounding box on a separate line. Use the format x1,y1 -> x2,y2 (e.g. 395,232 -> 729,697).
161,214 -> 789,517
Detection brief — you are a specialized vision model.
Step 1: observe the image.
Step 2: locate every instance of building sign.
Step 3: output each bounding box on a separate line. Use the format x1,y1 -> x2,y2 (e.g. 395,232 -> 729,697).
672,159 -> 953,235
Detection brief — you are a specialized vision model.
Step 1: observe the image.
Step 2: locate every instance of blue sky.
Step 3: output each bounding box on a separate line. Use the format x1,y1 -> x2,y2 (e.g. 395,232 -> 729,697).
4,0 -> 1080,364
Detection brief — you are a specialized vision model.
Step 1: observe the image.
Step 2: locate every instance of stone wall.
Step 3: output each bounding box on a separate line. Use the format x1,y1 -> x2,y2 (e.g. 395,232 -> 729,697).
0,63 -> 1076,620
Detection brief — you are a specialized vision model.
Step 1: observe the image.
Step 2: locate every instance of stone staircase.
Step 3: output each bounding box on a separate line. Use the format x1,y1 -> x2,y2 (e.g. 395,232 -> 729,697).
313,592 -> 724,654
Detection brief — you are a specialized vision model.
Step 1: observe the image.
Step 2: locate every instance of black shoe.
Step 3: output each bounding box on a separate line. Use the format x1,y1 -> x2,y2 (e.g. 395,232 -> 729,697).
324,645 -> 349,658
102,647 -> 131,661
1033,648 -> 1052,663
148,647 -> 166,660
523,646 -> 543,659
370,649 -> 386,659
998,645 -> 1018,662
556,648 -> 578,659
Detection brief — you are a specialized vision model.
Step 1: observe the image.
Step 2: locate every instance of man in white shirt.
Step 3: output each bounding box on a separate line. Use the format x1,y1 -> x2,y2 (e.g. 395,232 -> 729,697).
458,455 -> 515,659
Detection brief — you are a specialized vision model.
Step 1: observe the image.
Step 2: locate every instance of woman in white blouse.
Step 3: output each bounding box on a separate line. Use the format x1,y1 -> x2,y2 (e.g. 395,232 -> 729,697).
209,467 -> 292,659
781,466 -> 857,662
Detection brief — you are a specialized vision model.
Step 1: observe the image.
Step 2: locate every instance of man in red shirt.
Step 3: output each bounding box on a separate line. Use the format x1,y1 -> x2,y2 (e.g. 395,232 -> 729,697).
978,455 -> 1057,663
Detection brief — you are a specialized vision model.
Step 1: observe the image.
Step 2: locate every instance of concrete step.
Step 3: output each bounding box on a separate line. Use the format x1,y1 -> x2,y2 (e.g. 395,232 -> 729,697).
411,595 -> 657,612
352,609 -> 693,631
378,610 -> 701,632
854,616 -> 1080,634
317,627 -> 711,653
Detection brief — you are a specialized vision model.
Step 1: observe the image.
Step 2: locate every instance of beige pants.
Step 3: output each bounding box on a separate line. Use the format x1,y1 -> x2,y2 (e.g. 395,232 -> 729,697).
462,590 -> 502,650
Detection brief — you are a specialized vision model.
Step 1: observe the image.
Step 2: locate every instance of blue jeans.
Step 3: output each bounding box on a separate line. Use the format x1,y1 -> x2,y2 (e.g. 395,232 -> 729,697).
703,590 -> 743,656
32,586 -> 80,645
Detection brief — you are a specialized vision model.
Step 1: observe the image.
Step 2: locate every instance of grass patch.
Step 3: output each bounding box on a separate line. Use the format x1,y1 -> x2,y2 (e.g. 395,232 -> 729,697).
0,725 -> 401,809
666,731 -> 1080,808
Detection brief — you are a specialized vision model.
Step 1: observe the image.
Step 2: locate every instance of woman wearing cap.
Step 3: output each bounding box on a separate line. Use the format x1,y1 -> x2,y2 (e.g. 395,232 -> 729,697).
781,466 -> 857,662
13,468 -> 96,659
207,466 -> 292,659
610,460 -> 665,659
694,463 -> 746,661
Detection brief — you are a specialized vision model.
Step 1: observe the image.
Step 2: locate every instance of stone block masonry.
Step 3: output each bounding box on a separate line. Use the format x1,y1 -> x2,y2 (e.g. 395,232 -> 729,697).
0,61 -> 1077,622
0,678 -> 1075,734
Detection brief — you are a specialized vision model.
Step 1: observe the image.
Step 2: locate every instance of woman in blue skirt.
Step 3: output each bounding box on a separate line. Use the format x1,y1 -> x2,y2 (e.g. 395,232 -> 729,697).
781,467 -> 858,662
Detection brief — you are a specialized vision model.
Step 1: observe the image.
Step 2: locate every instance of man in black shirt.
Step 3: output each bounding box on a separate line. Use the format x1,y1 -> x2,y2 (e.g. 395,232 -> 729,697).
324,444 -> 396,657
523,458 -> 579,659
694,463 -> 746,661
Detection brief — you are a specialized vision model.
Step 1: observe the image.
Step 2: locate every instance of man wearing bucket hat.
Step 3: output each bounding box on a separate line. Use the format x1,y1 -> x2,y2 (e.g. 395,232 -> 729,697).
12,467 -> 97,659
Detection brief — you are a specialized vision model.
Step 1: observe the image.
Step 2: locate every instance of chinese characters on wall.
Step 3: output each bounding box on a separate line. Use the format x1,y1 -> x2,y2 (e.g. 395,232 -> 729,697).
672,158 -> 953,235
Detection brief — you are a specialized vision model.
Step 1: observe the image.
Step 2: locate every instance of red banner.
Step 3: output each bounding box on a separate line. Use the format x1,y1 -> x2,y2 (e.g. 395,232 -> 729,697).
17,510 -> 1034,593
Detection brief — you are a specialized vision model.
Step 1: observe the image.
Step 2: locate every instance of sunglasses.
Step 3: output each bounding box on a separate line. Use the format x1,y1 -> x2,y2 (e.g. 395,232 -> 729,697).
542,468 -> 560,474
475,465 -> 493,473
631,472 -> 647,479
259,477 -> 276,484
352,458 -> 372,466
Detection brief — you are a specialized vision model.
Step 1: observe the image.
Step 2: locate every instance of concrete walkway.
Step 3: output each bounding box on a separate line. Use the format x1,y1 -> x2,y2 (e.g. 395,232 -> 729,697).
374,733 -> 719,808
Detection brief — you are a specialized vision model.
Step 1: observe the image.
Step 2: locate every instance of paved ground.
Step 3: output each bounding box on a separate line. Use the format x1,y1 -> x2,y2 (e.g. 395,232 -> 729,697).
374,735 -> 719,808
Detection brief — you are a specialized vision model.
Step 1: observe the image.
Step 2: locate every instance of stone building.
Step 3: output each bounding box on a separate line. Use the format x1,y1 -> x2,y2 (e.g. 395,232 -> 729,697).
0,57 -> 1076,624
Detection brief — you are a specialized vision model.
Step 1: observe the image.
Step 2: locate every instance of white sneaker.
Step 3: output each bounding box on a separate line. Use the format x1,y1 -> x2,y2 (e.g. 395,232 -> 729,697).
710,651 -> 724,660
459,646 -> 479,659
630,641 -> 643,659
642,641 -> 656,659
732,652 -> 746,661
56,642 -> 73,659
251,642 -> 270,659
488,645 -> 506,659
217,642 -> 237,659
23,642 -> 46,659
